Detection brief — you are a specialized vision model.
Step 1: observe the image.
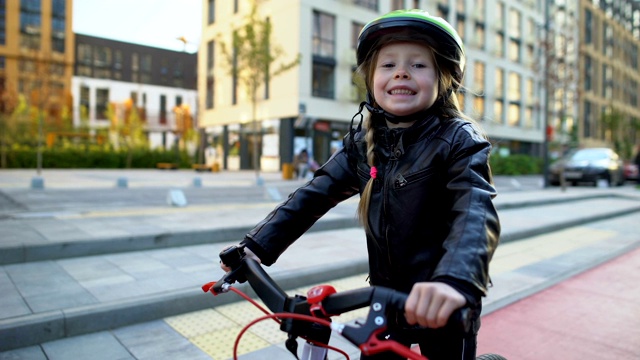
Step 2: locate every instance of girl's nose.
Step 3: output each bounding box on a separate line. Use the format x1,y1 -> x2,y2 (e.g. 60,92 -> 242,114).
394,68 -> 410,79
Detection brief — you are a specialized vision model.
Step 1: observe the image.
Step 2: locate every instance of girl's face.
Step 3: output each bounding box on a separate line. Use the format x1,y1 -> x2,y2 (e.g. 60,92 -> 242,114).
372,42 -> 438,118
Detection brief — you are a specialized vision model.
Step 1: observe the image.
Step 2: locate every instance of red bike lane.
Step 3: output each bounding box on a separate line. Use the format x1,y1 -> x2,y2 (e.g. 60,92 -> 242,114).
477,246 -> 640,359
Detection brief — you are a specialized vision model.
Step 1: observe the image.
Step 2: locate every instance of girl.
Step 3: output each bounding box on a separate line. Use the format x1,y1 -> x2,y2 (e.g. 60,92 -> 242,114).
223,9 -> 500,359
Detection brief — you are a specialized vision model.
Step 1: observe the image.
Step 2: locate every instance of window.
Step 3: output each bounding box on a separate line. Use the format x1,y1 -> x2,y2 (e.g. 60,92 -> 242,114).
313,62 -> 335,98
78,43 -> 92,65
160,95 -> 167,124
474,61 -> 484,93
141,54 -> 152,83
507,103 -> 520,126
80,85 -> 90,116
584,9 -> 592,44
495,33 -> 504,57
473,96 -> 484,118
95,88 -> 109,119
207,41 -> 214,72
495,68 -> 504,98
508,38 -> 520,62
206,40 -> 214,109
206,76 -> 214,109
0,0 -> 5,45
391,0 -> 404,11
312,11 -> 336,99
526,78 -> 534,104
208,0 -> 215,24
131,52 -> 139,83
20,0 -> 41,49
474,24 -> 485,49
313,11 -> 335,58
493,100 -> 503,124
93,46 -> 111,67
509,8 -> 520,39
354,0 -> 377,11
351,22 -> 364,50
456,17 -> 465,42
51,0 -> 65,53
508,72 -> 521,101
175,95 -> 182,107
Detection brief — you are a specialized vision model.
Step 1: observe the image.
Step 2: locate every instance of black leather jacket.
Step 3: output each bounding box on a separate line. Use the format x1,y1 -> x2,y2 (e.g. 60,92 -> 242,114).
242,114 -> 500,299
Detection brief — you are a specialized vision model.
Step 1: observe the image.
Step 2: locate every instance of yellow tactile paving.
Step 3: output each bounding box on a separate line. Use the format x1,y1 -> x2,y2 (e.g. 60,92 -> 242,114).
165,274 -> 370,359
190,325 -> 271,359
489,226 -> 617,274
165,309 -> 236,338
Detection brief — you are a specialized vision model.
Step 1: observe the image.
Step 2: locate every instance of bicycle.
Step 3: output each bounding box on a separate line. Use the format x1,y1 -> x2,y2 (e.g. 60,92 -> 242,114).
203,244 -> 506,360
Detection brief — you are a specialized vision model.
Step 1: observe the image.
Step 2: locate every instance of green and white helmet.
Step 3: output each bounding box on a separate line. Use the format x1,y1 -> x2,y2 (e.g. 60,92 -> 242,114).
357,9 -> 466,87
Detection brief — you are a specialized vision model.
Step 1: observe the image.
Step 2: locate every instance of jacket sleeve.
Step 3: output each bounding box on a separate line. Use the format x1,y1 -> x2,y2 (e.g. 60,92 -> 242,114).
242,149 -> 360,266
432,123 -> 501,295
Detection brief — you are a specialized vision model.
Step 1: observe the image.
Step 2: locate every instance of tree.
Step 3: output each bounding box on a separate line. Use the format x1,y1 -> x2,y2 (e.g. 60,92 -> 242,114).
107,99 -> 149,168
218,0 -> 300,183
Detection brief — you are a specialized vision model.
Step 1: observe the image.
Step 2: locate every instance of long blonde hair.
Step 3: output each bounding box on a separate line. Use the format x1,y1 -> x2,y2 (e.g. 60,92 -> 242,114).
354,32 -> 476,233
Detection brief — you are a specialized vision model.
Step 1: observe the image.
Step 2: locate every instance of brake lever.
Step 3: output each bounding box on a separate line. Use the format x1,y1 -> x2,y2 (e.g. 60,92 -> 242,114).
202,245 -> 249,295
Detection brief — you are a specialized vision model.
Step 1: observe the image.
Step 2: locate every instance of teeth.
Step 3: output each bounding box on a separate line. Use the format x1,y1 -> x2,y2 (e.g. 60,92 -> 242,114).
390,89 -> 415,95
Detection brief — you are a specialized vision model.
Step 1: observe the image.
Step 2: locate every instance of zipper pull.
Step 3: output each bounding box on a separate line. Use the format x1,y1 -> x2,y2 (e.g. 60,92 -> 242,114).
395,173 -> 407,188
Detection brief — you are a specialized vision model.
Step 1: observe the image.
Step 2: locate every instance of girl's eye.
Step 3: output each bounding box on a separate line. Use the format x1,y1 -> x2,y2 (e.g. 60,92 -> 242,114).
413,63 -> 426,68
381,63 -> 395,68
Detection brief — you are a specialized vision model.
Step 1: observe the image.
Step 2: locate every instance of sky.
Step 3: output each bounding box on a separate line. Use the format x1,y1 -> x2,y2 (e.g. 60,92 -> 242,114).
72,0 -> 203,53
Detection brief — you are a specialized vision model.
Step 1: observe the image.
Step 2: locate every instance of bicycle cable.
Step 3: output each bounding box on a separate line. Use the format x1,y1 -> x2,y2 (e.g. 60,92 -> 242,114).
209,281 -> 351,360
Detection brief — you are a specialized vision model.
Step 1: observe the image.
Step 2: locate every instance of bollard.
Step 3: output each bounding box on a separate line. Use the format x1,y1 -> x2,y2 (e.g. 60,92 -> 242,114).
116,177 -> 128,188
167,189 -> 188,207
30,176 -> 44,189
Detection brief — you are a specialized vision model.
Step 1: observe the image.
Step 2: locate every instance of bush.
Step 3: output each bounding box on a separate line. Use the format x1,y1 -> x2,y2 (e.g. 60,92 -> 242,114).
490,154 -> 542,175
2,147 -> 193,169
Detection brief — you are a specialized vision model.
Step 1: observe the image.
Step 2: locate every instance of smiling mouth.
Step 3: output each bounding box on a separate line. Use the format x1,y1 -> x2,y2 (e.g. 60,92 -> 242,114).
389,89 -> 416,95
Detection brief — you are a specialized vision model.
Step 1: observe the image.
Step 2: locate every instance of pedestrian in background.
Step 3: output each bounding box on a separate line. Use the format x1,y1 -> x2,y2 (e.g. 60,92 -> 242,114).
294,149 -> 310,179
221,9 -> 500,360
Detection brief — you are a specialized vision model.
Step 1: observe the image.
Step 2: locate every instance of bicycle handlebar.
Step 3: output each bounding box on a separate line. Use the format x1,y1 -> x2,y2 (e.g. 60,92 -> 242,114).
204,245 -> 472,359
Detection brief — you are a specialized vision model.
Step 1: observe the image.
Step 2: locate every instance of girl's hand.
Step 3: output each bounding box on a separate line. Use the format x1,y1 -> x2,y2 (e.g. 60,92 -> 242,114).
219,246 -> 261,272
404,282 -> 466,328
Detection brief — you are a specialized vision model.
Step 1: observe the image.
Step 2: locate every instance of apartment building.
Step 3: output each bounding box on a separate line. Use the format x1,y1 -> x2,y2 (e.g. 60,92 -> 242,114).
72,34 -> 198,149
578,0 -> 640,158
199,0 -> 558,171
0,0 -> 74,126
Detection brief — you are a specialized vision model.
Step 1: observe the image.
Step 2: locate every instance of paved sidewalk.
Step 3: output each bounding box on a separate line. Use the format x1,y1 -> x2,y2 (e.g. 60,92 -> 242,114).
0,169 -> 639,357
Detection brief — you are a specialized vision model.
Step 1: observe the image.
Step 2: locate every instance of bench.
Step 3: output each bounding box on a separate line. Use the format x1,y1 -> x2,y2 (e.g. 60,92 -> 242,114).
156,162 -> 178,170
192,164 -> 211,172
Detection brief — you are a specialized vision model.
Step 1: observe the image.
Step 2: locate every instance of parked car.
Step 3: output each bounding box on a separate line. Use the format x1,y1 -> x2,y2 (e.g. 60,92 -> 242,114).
623,162 -> 639,182
548,147 -> 625,187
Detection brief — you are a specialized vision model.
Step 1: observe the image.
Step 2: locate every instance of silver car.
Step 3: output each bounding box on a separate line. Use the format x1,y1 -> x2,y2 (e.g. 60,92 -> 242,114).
548,147 -> 625,187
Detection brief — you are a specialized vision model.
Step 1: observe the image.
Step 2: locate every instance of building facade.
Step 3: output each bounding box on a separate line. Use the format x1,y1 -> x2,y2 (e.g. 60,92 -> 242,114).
0,0 -> 74,126
578,0 -> 640,159
72,34 -> 198,150
201,0 -> 640,172
199,0 -> 558,171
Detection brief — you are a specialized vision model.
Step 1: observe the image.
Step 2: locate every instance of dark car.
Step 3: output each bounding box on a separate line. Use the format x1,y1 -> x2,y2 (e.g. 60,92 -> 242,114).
624,162 -> 639,182
548,147 -> 625,187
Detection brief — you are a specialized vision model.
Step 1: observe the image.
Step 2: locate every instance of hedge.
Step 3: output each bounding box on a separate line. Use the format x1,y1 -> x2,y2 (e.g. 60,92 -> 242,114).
2,148 -> 543,175
489,154 -> 542,175
2,148 -> 193,169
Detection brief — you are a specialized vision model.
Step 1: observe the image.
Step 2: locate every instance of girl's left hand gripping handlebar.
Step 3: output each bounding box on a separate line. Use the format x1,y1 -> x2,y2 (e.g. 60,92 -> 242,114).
202,245 -> 248,295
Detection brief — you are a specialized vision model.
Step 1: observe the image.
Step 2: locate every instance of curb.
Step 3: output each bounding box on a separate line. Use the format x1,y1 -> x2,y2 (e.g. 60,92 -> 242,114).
0,217 -> 361,265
